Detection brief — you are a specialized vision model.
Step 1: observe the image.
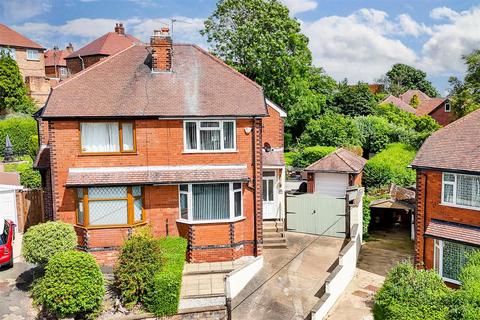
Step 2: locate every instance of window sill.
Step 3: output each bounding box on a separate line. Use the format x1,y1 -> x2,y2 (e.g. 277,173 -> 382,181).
27,59 -> 40,61
442,276 -> 461,285
176,217 -> 245,225
182,150 -> 238,154
440,202 -> 480,212
78,152 -> 138,156
74,222 -> 147,230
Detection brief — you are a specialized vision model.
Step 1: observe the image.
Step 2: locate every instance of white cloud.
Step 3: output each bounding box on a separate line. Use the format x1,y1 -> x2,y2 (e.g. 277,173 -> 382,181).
430,7 -> 460,21
0,0 -> 51,23
280,0 -> 318,15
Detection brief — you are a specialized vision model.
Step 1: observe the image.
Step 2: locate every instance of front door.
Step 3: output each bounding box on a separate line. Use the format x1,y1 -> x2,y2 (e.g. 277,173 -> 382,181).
263,171 -> 278,219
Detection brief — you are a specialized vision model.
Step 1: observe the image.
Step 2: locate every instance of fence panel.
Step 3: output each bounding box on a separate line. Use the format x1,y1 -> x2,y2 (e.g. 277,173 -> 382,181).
16,189 -> 44,232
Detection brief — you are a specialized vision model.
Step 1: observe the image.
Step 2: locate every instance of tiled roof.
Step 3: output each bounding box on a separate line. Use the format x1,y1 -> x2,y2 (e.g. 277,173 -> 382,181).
42,44 -> 267,118
65,165 -> 249,187
415,98 -> 446,116
44,49 -> 69,67
411,108 -> 480,172
0,23 -> 44,50
65,32 -> 140,59
33,145 -> 50,169
400,89 -> 431,102
263,150 -> 285,167
425,219 -> 480,247
305,148 -> 367,173
381,95 -> 416,113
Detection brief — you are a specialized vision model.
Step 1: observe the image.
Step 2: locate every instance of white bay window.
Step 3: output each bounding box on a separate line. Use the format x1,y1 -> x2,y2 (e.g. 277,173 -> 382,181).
434,239 -> 477,284
179,182 -> 243,222
80,121 -> 135,153
184,120 -> 235,152
442,172 -> 480,209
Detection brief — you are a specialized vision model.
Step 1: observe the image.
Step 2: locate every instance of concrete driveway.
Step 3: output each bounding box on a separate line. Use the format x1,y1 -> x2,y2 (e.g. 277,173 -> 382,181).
232,232 -> 345,320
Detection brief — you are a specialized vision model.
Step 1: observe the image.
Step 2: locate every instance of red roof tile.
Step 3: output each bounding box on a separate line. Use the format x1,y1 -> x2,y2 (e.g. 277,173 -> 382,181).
0,172 -> 20,186
305,148 -> 367,173
411,108 -> 480,172
65,32 -> 140,59
425,219 -> 480,247
415,98 -> 446,116
0,23 -> 44,50
381,95 -> 416,113
42,44 -> 267,118
65,165 -> 248,186
263,150 -> 285,167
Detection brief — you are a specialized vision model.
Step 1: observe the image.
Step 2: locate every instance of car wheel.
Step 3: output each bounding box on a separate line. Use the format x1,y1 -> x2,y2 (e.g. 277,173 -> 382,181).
7,256 -> 13,268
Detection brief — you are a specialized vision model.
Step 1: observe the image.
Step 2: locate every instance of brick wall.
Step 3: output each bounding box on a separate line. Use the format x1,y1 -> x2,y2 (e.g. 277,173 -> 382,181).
15,48 -> 46,79
262,105 -> 284,149
66,55 -> 107,75
429,102 -> 454,126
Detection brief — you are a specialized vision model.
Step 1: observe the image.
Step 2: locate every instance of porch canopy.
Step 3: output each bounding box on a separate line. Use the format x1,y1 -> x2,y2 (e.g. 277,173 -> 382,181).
65,164 -> 249,187
425,219 -> 480,246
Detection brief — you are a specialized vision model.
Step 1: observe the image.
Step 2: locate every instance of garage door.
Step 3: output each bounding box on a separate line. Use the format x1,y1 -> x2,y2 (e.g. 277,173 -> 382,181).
0,190 -> 17,231
315,173 -> 348,198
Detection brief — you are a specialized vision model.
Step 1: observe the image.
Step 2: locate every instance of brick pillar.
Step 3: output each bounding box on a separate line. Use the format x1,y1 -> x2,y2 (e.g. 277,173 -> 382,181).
414,170 -> 426,267
254,118 -> 263,256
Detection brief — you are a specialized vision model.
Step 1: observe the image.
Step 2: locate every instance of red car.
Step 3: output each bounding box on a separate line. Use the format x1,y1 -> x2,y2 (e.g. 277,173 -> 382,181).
0,220 -> 14,269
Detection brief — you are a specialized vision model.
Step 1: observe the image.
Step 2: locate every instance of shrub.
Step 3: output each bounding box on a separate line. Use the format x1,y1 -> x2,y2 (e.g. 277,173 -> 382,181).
363,143 -> 416,189
291,145 -> 336,168
144,237 -> 188,317
355,116 -> 394,154
32,250 -> 105,318
0,117 -> 37,156
114,228 -> 163,309
22,221 -> 77,265
374,262 -> 450,320
284,151 -> 295,167
28,135 -> 38,161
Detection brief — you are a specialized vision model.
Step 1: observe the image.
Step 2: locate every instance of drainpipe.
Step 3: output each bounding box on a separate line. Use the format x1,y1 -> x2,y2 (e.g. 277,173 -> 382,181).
78,55 -> 85,70
252,117 -> 258,257
422,172 -> 428,267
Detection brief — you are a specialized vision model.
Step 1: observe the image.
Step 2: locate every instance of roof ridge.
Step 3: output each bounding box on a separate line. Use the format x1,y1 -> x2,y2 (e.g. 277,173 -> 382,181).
335,148 -> 357,171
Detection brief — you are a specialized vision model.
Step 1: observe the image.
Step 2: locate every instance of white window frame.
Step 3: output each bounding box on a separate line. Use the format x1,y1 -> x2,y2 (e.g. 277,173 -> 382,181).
0,47 -> 16,60
177,182 -> 244,224
434,239 -> 477,285
441,172 -> 480,211
26,49 -> 39,61
183,120 -> 236,153
59,67 -> 68,76
445,101 -> 451,112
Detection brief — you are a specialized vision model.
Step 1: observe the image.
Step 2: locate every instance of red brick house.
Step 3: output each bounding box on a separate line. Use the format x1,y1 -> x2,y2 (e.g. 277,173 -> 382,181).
44,44 -> 74,79
65,23 -> 140,75
34,28 -> 286,265
411,109 -> 480,285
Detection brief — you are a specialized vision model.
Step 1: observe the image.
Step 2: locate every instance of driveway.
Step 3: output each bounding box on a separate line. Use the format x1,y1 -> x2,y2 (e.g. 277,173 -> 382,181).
232,232 -> 345,320
326,228 -> 414,320
0,262 -> 37,319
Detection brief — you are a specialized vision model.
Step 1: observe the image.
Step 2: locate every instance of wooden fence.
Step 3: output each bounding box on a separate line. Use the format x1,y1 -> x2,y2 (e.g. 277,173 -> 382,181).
16,189 -> 44,233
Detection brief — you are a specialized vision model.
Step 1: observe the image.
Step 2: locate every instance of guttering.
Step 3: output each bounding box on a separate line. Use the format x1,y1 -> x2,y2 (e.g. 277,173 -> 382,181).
39,113 -> 269,121
411,165 -> 480,176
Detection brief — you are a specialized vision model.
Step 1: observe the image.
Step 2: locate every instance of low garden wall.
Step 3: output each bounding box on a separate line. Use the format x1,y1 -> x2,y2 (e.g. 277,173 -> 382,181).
225,256 -> 264,299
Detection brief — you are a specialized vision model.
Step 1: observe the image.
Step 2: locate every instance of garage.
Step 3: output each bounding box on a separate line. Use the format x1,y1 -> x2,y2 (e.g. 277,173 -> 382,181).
314,172 -> 349,198
0,172 -> 23,232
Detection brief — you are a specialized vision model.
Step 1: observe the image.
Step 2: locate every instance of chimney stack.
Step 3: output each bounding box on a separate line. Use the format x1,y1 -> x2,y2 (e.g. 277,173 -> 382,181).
115,22 -> 125,35
150,27 -> 172,72
66,43 -> 74,53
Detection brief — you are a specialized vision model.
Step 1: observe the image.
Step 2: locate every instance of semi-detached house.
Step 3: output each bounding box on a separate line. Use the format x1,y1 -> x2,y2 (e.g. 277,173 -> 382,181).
34,28 -> 286,265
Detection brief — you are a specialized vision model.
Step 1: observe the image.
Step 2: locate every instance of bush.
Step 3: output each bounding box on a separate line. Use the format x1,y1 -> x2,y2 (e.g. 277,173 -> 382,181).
114,228 -> 163,309
291,146 -> 336,168
28,135 -> 38,161
0,117 -> 37,156
355,116 -> 394,155
284,151 -> 295,167
374,262 -> 450,320
22,221 -> 77,265
363,143 -> 417,189
144,237 -> 188,317
32,250 -> 105,318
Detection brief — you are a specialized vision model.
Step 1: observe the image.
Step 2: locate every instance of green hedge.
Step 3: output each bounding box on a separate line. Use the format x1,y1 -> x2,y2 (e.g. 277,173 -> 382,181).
0,117 -> 37,156
144,237 -> 188,316
32,250 -> 105,318
363,143 -> 416,189
22,221 -> 77,265
5,159 -> 41,189
291,146 -> 336,168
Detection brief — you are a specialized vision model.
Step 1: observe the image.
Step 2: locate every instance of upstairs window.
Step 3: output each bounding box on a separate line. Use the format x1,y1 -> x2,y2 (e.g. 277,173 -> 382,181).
442,172 -> 480,209
184,120 -> 235,152
445,101 -> 451,112
0,47 -> 16,60
59,67 -> 68,76
80,121 -> 135,154
26,49 -> 39,61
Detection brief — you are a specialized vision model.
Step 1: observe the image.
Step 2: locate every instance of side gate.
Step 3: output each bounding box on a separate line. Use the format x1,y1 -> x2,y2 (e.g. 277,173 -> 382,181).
286,193 -> 347,238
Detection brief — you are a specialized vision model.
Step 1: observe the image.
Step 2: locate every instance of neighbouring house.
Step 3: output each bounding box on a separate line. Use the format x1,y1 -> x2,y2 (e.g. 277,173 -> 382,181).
305,148 -> 366,198
381,89 -> 453,126
44,44 -> 74,79
65,22 -> 140,75
0,23 -> 49,106
0,172 -> 23,232
34,27 -> 286,265
411,109 -> 480,285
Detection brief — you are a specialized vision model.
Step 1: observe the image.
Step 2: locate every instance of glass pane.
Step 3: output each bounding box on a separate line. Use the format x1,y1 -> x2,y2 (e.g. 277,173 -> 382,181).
268,179 -> 274,201
180,193 -> 188,219
200,130 -> 221,150
442,241 -> 476,281
134,199 -> 142,222
122,123 -> 134,151
457,174 -> 480,208
444,173 -> 455,182
434,240 -> 440,272
89,186 -> 127,199
77,201 -> 84,225
443,184 -> 454,203
180,184 -> 188,192
233,183 -> 241,190
81,122 -> 120,152
234,191 -> 242,217
200,121 -> 220,128
192,184 -> 229,220
132,186 -> 142,197
185,122 -> 197,150
223,122 -> 234,149
262,180 -> 268,201
88,200 -> 128,225
77,188 -> 83,199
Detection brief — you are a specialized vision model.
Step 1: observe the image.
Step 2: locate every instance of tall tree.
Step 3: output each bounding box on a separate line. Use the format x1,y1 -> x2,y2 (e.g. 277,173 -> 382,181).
449,49 -> 480,118
383,63 -> 439,98
0,51 -> 36,114
331,80 -> 377,117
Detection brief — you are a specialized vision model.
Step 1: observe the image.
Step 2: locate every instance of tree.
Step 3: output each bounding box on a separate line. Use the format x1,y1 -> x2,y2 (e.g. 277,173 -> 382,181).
0,51 -> 36,114
409,94 -> 420,108
383,64 -> 439,97
331,80 -> 377,116
449,50 -> 480,118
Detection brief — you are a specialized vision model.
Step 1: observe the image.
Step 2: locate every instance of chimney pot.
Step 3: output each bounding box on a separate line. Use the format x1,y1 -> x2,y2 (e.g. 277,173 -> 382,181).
66,43 -> 74,53
114,22 -> 125,35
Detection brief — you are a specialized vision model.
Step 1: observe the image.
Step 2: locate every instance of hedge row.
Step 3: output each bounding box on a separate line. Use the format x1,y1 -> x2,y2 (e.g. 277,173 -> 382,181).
0,117 -> 37,156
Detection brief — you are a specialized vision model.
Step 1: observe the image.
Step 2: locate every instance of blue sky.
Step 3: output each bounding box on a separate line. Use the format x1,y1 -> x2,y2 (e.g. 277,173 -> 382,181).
2,0 -> 479,94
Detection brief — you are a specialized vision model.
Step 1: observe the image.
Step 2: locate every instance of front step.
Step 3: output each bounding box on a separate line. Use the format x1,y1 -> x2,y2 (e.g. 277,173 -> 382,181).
263,237 -> 287,244
263,232 -> 285,238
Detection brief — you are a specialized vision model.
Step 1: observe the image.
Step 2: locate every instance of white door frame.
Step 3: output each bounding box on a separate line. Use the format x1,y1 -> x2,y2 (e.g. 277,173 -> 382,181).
262,170 -> 278,219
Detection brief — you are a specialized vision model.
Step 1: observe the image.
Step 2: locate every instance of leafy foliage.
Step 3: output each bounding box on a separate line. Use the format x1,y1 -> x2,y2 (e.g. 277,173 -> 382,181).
374,262 -> 450,320
32,250 -> 105,318
0,52 -> 36,114
409,94 -> 420,108
114,228 -> 164,309
363,143 -> 417,189
22,221 -> 77,265
291,146 -> 336,168
332,81 -> 377,117
4,156 -> 41,189
144,237 -> 188,316
28,135 -> 38,161
449,50 -> 480,118
0,117 -> 37,156
355,116 -> 393,155
383,63 -> 439,97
